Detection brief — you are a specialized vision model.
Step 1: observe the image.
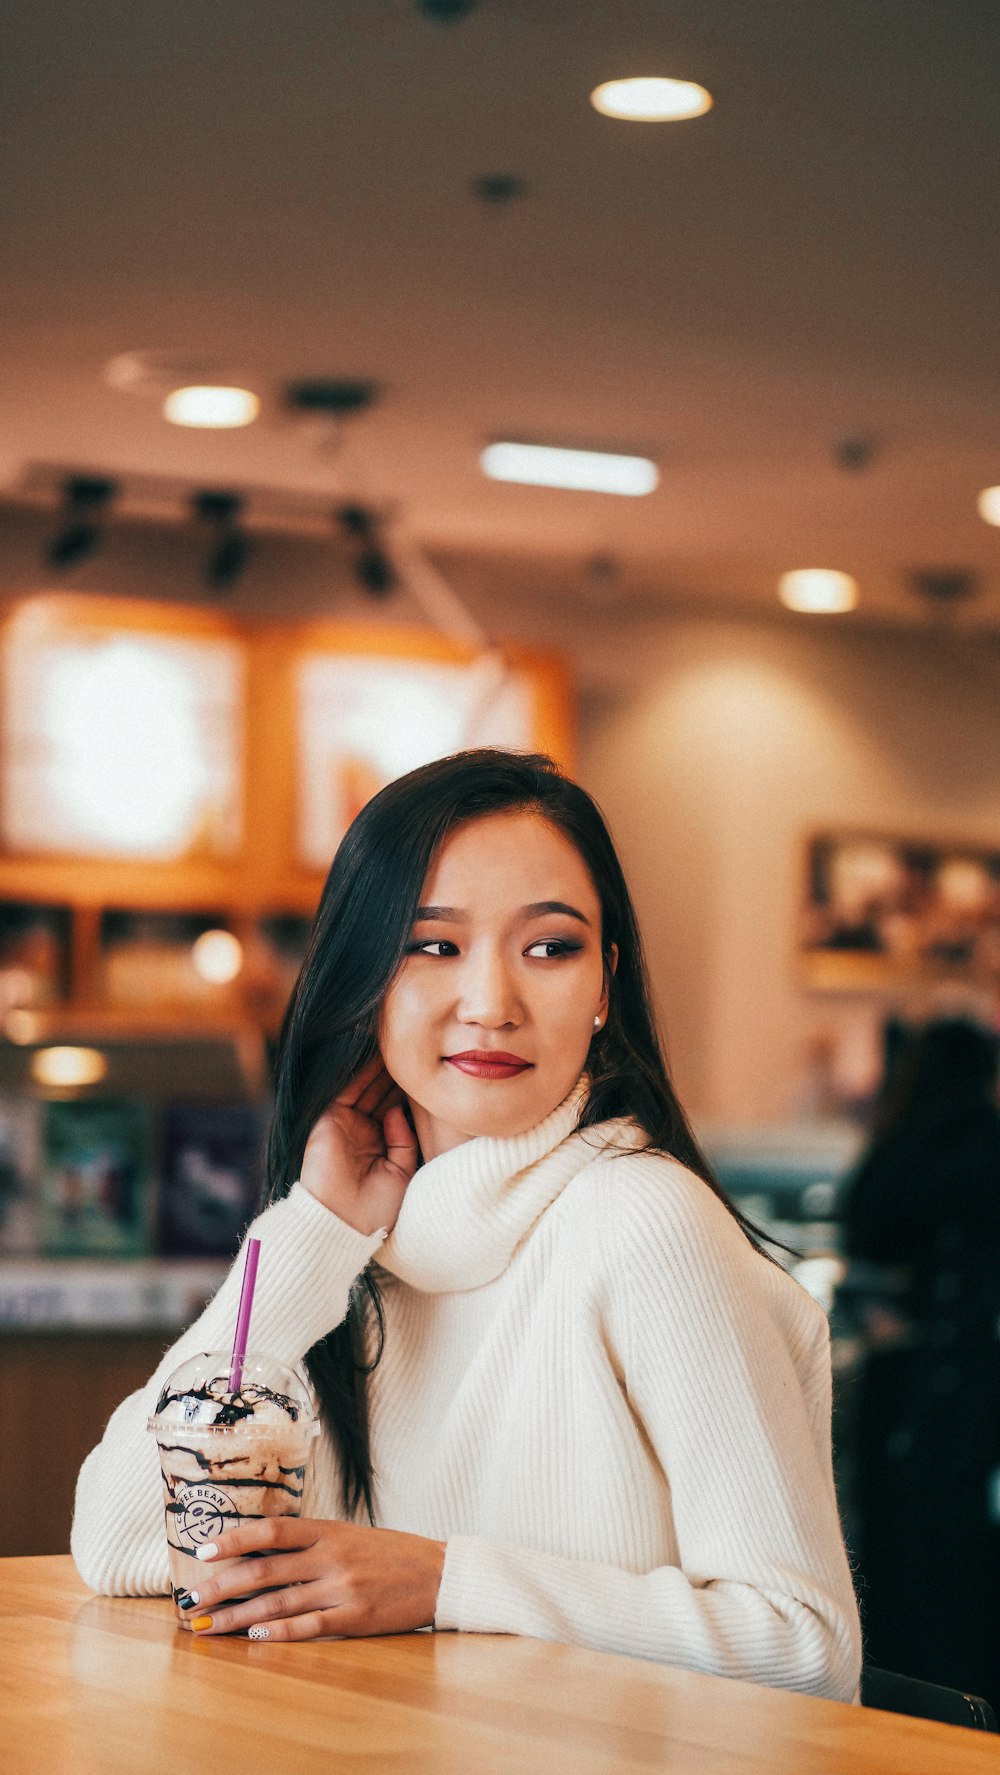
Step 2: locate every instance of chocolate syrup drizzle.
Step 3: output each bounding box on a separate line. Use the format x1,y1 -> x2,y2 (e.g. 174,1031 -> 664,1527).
160,1460 -> 306,1501
153,1377 -> 303,1426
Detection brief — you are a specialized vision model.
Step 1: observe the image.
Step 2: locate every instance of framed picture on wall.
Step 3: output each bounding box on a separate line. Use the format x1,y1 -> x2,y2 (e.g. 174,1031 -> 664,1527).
800,831 -> 1000,989
157,1102 -> 266,1258
39,1098 -> 153,1257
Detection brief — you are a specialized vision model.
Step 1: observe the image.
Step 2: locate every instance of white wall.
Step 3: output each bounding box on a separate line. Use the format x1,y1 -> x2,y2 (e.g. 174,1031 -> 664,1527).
574,616 -> 1000,1126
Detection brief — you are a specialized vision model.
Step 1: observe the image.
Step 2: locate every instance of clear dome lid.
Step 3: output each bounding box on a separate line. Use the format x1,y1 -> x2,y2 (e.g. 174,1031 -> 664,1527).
147,1349 -> 318,1437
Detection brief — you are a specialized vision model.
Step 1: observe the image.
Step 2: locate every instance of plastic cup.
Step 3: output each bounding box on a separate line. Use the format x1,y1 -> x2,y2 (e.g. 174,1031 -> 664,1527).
147,1349 -> 319,1607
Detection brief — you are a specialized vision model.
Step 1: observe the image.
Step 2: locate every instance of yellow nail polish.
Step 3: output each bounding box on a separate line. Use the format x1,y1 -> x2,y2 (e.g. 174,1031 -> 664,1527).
191,1615 -> 213,1632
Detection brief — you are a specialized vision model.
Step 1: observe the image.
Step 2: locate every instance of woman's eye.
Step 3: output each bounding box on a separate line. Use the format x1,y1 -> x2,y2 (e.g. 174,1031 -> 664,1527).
525,939 -> 581,959
407,939 -> 458,957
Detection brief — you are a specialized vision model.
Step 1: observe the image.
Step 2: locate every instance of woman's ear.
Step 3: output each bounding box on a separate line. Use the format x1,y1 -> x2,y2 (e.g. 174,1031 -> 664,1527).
597,944 -> 618,1023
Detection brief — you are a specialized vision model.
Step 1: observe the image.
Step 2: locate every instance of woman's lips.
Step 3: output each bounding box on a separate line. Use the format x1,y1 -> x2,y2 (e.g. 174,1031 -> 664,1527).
445,1052 -> 533,1080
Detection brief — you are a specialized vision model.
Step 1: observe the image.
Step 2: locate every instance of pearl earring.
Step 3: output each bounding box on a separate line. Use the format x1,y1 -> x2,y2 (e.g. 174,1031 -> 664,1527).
594,1015 -> 603,1029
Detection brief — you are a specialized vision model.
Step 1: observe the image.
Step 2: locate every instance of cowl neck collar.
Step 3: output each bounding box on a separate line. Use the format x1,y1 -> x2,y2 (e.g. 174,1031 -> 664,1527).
379,1076 -> 597,1292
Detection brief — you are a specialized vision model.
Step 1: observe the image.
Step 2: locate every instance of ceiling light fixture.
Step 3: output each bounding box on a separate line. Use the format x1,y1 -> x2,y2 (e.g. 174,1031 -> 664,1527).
284,377 -> 381,459
833,434 -> 878,472
285,378 -> 380,418
30,1046 -> 108,1088
46,475 -> 119,571
192,490 -> 251,590
778,569 -> 858,614
471,173 -> 528,206
907,568 -> 976,608
417,0 -> 477,18
192,929 -> 243,985
481,442 -> 658,497
164,386 -> 260,428
976,485 -> 1000,527
590,77 -> 713,122
335,505 -> 397,598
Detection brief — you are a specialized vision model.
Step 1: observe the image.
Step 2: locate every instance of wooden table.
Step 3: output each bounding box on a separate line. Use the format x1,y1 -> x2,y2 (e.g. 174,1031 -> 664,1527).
2,1557 -> 996,1774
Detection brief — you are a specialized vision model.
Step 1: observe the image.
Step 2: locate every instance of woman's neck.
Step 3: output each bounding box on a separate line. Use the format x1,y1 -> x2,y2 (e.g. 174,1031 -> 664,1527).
408,1101 -> 472,1164
408,1097 -> 574,1165
379,1078 -> 597,1292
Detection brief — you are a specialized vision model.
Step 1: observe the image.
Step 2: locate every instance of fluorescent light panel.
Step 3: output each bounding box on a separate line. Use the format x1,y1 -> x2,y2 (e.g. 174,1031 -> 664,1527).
163,385 -> 260,428
778,569 -> 858,614
590,77 -> 713,122
481,442 -> 658,497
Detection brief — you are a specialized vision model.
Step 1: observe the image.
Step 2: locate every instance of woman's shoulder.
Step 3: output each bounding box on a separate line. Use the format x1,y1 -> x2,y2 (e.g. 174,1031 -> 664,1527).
560,1125 -> 824,1326
562,1125 -> 748,1255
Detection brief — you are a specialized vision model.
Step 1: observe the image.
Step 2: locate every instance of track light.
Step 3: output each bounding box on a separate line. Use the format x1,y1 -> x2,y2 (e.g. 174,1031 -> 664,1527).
356,548 -> 396,596
192,490 -> 250,591
335,504 -> 397,600
337,505 -> 376,541
46,475 -> 118,571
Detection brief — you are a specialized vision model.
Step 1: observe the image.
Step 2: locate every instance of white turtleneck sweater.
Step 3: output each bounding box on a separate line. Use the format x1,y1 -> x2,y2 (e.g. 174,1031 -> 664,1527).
72,1086 -> 862,1701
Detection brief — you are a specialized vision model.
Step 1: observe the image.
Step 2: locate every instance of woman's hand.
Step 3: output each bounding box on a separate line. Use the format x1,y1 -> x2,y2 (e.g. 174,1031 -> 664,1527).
299,1057 -> 419,1234
178,1517 -> 446,1641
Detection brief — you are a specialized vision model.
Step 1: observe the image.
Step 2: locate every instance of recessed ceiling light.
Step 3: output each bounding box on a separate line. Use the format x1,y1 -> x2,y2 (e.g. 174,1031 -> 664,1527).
976,485 -> 1000,526
30,1046 -> 108,1088
778,569 -> 859,614
481,442 -> 658,497
192,929 -> 244,984
163,386 -> 260,428
590,77 -> 713,122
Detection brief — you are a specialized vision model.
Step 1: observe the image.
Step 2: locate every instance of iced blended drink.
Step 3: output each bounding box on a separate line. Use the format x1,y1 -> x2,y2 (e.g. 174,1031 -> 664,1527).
147,1350 -> 318,1605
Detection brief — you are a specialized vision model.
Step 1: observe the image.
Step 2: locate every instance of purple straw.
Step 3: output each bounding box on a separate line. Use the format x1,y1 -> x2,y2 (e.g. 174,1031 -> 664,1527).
229,1237 -> 260,1392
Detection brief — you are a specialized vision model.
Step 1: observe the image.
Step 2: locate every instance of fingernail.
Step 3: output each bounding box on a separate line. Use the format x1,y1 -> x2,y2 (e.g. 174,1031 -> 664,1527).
196,1544 -> 219,1562
177,1591 -> 200,1610
191,1615 -> 213,1633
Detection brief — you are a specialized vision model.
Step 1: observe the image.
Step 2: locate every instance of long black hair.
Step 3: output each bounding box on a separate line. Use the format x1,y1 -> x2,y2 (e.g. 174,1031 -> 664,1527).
263,748 -> 770,1519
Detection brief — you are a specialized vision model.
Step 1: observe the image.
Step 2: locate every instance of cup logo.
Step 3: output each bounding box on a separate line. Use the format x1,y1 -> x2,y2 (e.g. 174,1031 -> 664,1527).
176,1482 -> 233,1548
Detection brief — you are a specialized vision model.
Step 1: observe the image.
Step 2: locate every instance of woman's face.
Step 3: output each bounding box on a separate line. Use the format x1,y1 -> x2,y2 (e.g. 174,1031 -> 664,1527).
379,810 -> 614,1161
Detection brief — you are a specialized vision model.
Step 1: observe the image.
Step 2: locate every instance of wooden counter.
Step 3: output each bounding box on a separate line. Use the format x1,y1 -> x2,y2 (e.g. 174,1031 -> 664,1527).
2,1557 -> 996,1773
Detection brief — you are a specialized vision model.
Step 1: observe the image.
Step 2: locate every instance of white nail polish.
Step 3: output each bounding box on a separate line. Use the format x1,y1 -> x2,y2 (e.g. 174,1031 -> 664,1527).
196,1543 -> 219,1562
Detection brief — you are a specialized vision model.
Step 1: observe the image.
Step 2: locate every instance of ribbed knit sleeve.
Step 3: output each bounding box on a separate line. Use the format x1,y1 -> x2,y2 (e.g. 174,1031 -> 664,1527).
435,1155 -> 862,1702
70,1184 -> 384,1597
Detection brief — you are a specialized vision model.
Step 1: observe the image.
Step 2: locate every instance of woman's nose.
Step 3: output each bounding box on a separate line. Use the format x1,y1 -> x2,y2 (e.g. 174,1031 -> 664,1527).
456,948 -> 522,1027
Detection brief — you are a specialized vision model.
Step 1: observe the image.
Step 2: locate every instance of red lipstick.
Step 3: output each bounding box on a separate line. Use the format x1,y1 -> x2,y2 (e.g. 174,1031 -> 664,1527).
445,1050 -> 533,1080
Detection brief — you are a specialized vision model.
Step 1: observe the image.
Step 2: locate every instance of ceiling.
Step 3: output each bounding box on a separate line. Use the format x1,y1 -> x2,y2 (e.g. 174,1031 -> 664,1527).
2,0 -> 1000,630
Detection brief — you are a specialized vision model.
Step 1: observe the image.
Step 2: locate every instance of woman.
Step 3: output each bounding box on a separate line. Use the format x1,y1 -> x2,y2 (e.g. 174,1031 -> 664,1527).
72,750 -> 861,1700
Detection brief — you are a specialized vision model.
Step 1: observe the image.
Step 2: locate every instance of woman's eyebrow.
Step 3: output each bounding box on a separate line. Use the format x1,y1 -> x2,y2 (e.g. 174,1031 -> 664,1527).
413,900 -> 591,926
522,900 -> 591,926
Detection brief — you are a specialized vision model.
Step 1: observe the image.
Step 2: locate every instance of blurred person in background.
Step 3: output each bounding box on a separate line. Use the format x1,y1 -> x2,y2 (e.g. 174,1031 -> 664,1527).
841,1015 -> 1000,1703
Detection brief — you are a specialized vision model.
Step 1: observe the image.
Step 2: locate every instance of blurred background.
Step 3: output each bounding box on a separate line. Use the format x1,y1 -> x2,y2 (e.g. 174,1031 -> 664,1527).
2,0 -> 1000,1701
